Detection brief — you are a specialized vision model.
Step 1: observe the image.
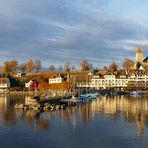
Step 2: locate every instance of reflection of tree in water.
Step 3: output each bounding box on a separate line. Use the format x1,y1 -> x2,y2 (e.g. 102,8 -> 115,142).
2,108 -> 16,127
92,96 -> 148,137
136,111 -> 144,137
0,95 -> 49,131
24,110 -> 49,131
2,94 -> 148,134
144,114 -> 148,127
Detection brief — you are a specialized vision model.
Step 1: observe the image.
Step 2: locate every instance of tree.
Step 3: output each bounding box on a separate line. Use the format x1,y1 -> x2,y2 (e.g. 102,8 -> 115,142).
64,62 -> 71,72
58,65 -> 63,71
89,63 -> 93,71
122,59 -> 135,69
34,59 -> 42,72
26,59 -> 35,73
136,62 -> 141,70
103,66 -> 108,70
108,62 -> 118,72
1,61 -> 10,73
18,63 -> 26,73
80,59 -> 89,71
49,65 -> 55,71
9,60 -> 18,73
71,65 -> 75,71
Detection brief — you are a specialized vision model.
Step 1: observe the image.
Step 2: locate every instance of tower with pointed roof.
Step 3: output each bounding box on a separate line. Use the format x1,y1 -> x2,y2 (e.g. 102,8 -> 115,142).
136,48 -> 143,63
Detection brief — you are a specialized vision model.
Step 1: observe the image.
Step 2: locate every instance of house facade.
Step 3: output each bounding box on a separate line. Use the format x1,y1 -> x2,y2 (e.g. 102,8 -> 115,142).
25,80 -> 39,88
77,74 -> 148,89
49,76 -> 63,84
0,78 -> 10,91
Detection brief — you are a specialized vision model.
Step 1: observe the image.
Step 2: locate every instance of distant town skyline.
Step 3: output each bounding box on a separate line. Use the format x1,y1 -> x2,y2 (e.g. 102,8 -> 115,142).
0,0 -> 148,68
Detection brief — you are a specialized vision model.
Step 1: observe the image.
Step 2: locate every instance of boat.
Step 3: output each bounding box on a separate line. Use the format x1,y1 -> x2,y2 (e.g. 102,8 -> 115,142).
130,91 -> 144,96
77,95 -> 89,103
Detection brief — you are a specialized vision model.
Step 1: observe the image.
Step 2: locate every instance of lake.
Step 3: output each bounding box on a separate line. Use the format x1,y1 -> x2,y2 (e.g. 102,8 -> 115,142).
0,95 -> 148,148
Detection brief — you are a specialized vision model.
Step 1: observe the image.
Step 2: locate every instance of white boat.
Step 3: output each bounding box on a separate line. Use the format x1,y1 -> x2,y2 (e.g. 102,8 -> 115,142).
130,91 -> 143,96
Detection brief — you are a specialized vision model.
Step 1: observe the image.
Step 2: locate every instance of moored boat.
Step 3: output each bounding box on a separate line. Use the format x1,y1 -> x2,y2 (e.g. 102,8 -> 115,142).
130,91 -> 144,96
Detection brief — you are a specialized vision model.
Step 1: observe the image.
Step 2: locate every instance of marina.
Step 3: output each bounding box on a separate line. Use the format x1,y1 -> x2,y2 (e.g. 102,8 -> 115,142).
0,94 -> 148,148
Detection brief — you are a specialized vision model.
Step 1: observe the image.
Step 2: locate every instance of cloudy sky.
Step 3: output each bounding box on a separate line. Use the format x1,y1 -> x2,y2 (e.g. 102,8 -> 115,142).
0,0 -> 148,68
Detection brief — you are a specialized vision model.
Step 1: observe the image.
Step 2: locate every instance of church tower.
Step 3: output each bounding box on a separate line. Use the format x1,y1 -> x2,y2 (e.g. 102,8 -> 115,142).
136,48 -> 143,63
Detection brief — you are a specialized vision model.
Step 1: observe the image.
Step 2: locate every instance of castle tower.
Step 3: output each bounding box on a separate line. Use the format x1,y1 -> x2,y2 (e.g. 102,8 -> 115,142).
136,48 -> 143,63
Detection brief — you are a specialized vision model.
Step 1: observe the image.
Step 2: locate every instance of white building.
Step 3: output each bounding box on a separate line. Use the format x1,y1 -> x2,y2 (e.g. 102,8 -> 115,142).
90,74 -> 128,89
128,74 -> 148,87
0,78 -> 10,91
77,74 -> 148,89
25,80 -> 33,87
49,76 -> 63,84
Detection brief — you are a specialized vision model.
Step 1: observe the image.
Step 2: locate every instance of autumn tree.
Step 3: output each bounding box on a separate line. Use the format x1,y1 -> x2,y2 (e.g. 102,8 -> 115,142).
1,61 -> 10,73
108,62 -> 118,72
9,60 -> 18,73
26,59 -> 35,73
122,59 -> 135,69
80,59 -> 89,71
34,59 -> 42,72
49,65 -> 55,71
18,63 -> 26,73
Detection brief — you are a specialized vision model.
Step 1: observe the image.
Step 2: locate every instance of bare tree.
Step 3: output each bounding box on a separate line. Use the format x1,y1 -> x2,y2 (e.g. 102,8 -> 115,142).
18,63 -> 26,73
9,60 -> 18,73
34,59 -> 42,72
58,65 -> 63,71
103,66 -> 108,70
108,62 -> 118,72
64,62 -> 71,72
49,65 -> 55,71
122,59 -> 135,69
80,59 -> 89,71
26,59 -> 35,73
71,65 -> 75,71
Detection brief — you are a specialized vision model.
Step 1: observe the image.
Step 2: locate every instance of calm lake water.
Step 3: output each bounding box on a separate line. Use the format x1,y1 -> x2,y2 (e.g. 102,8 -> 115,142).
0,95 -> 148,148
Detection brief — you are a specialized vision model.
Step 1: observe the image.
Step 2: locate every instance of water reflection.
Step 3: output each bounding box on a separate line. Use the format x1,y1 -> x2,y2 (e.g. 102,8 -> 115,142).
91,96 -> 148,137
0,95 -> 148,137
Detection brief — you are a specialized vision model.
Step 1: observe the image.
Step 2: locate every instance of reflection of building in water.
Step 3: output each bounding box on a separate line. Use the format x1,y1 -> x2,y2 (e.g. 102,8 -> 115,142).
0,95 -> 10,110
91,96 -> 148,136
136,111 -> 144,137
25,95 -> 39,105
0,95 -> 16,126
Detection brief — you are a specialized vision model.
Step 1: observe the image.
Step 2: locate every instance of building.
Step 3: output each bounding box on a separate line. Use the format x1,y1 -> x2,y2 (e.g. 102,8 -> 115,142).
92,74 -> 128,89
135,48 -> 148,70
0,78 -> 10,91
77,74 -> 129,89
49,76 -> 64,84
127,74 -> 148,89
136,48 -> 143,63
25,80 -> 39,88
77,73 -> 148,90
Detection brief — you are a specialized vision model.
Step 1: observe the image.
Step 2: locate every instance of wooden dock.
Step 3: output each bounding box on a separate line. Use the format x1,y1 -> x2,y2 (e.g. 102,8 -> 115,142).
61,99 -> 79,106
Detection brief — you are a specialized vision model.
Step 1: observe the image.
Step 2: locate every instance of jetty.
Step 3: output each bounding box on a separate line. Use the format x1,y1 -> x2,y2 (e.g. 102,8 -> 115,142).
14,93 -> 100,112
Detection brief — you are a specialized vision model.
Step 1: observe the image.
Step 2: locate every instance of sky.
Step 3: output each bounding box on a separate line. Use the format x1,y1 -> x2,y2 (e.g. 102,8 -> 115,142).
0,0 -> 148,69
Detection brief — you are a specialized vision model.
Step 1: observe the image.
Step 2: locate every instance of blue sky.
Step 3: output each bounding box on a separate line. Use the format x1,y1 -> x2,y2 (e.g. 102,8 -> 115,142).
0,0 -> 148,68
